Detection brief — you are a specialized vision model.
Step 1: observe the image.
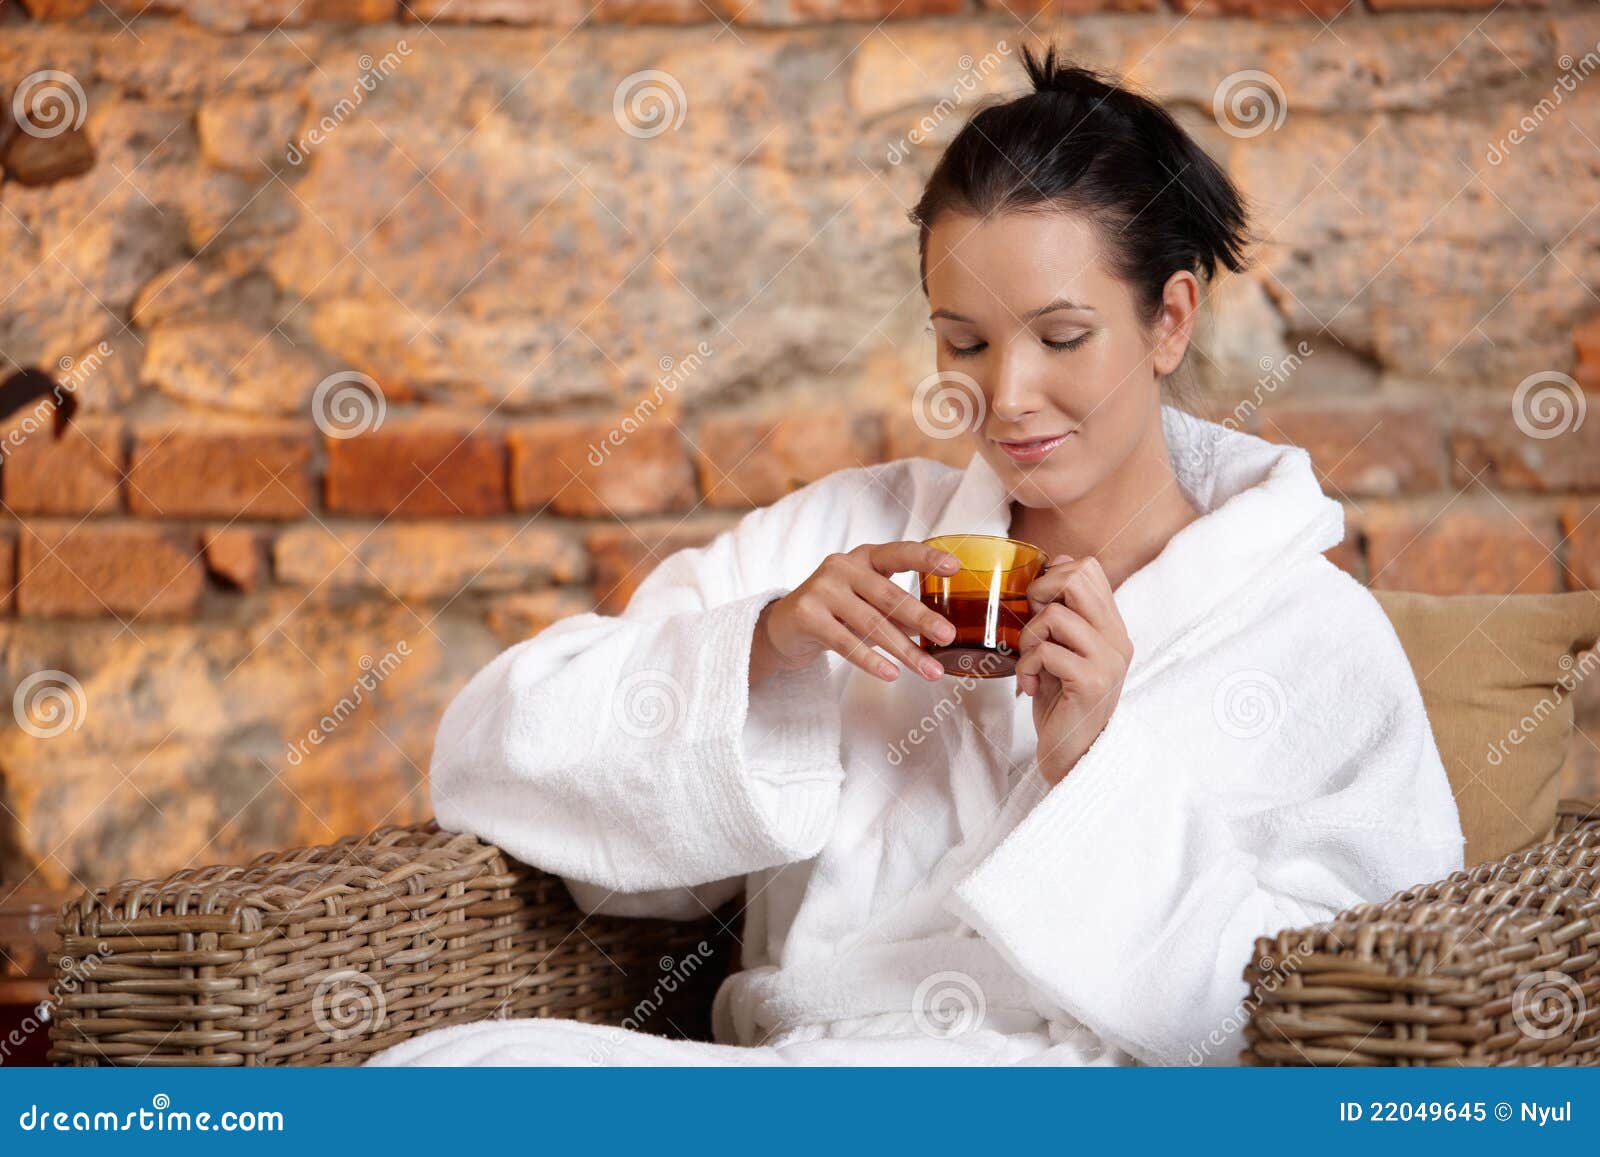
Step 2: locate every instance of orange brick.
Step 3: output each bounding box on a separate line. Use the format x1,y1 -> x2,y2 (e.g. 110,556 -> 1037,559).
1172,0 -> 1347,14
1562,500 -> 1600,591
1577,313 -> 1600,392
1451,404 -> 1600,492
882,408 -> 977,470
585,520 -> 729,613
1256,404 -> 1445,497
1,418 -> 124,515
981,0 -> 1154,13
127,428 -> 314,520
326,427 -> 507,517
1368,0 -> 1527,9
203,526 -> 266,592
0,534 -> 13,615
17,522 -> 204,618
1366,506 -> 1560,595
509,421 -> 697,517
1325,527 -> 1364,581
690,410 -> 883,508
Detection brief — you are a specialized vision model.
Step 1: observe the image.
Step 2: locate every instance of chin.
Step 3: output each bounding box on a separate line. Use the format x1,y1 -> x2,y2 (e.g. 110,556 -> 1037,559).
982,447 -> 1085,509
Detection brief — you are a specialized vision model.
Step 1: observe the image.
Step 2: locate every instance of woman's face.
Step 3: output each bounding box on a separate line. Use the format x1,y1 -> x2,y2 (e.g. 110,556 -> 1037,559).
923,209 -> 1192,510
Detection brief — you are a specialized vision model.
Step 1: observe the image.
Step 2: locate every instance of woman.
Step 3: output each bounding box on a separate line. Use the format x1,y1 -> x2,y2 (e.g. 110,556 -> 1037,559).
369,46 -> 1464,1068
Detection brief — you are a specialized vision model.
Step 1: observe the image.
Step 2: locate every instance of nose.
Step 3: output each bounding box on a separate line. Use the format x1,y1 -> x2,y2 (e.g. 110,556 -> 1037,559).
988,345 -> 1046,425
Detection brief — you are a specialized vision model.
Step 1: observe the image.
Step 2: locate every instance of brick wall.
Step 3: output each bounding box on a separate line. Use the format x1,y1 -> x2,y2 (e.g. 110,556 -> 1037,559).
1,0 -> 1599,891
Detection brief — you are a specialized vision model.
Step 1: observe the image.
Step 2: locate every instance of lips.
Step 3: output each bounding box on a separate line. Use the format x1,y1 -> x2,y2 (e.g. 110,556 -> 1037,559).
994,429 -> 1076,464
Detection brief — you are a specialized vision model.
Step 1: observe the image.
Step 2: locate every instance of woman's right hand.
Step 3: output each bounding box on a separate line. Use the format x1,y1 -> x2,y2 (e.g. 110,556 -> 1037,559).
750,541 -> 962,687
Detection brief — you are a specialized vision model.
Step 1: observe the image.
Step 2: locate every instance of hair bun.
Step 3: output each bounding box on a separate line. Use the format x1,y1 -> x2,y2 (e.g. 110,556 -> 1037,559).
1021,44 -> 1115,99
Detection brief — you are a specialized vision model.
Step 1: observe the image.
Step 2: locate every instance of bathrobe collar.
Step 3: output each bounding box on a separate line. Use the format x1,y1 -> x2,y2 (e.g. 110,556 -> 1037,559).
924,404 -> 1346,677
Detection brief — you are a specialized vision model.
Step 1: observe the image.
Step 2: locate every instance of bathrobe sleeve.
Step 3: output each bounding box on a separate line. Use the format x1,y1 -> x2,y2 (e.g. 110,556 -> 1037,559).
427,471 -> 867,921
942,589 -> 1467,1067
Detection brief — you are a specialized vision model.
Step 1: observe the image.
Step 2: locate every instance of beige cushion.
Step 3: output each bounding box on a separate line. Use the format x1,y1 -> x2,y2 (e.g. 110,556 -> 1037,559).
1373,589 -> 1600,869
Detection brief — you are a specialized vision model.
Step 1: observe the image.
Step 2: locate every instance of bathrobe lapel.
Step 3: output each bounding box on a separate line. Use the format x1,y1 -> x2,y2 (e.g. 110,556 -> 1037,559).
913,404 -> 1348,873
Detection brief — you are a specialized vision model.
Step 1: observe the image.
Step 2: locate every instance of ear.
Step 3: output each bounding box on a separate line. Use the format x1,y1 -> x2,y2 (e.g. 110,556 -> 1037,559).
1150,270 -> 1200,378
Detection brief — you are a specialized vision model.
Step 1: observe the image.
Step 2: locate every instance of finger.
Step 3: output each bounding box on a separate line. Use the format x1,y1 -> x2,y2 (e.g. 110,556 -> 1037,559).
1027,556 -> 1118,633
834,595 -> 944,681
1015,639 -> 1091,688
863,540 -> 962,579
1017,602 -> 1097,659
813,618 -> 904,683
853,571 -> 956,646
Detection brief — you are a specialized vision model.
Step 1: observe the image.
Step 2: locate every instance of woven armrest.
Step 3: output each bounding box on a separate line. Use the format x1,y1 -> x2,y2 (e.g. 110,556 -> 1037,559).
48,821 -> 738,1066
1242,798 -> 1600,1066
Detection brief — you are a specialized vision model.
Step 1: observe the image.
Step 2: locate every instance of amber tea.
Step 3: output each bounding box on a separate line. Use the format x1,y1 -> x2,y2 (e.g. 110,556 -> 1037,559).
918,535 -> 1046,678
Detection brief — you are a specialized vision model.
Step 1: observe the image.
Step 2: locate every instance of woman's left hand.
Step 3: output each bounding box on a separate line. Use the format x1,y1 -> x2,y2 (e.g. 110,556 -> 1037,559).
1017,554 -> 1134,787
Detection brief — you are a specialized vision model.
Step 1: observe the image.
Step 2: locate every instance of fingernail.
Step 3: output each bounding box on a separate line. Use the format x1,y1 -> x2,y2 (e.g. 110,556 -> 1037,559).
920,659 -> 944,679
878,662 -> 898,680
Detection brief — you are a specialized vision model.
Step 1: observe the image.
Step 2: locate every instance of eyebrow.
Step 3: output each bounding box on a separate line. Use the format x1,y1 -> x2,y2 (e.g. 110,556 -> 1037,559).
930,297 -> 1096,324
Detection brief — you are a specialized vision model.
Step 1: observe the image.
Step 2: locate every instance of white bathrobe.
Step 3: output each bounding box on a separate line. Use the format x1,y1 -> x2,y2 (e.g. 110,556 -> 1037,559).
367,404 -> 1466,1068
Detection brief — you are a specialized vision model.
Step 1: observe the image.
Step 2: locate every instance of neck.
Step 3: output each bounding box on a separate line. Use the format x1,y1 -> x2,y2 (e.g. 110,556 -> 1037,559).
1008,415 -> 1200,591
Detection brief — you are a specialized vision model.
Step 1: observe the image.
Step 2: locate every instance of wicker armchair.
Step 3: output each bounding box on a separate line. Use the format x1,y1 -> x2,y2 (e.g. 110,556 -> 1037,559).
47,799 -> 1600,1067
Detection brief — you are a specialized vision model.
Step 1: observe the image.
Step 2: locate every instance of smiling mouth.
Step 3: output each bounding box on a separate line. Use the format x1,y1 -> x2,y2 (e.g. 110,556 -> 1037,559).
994,429 -> 1077,462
